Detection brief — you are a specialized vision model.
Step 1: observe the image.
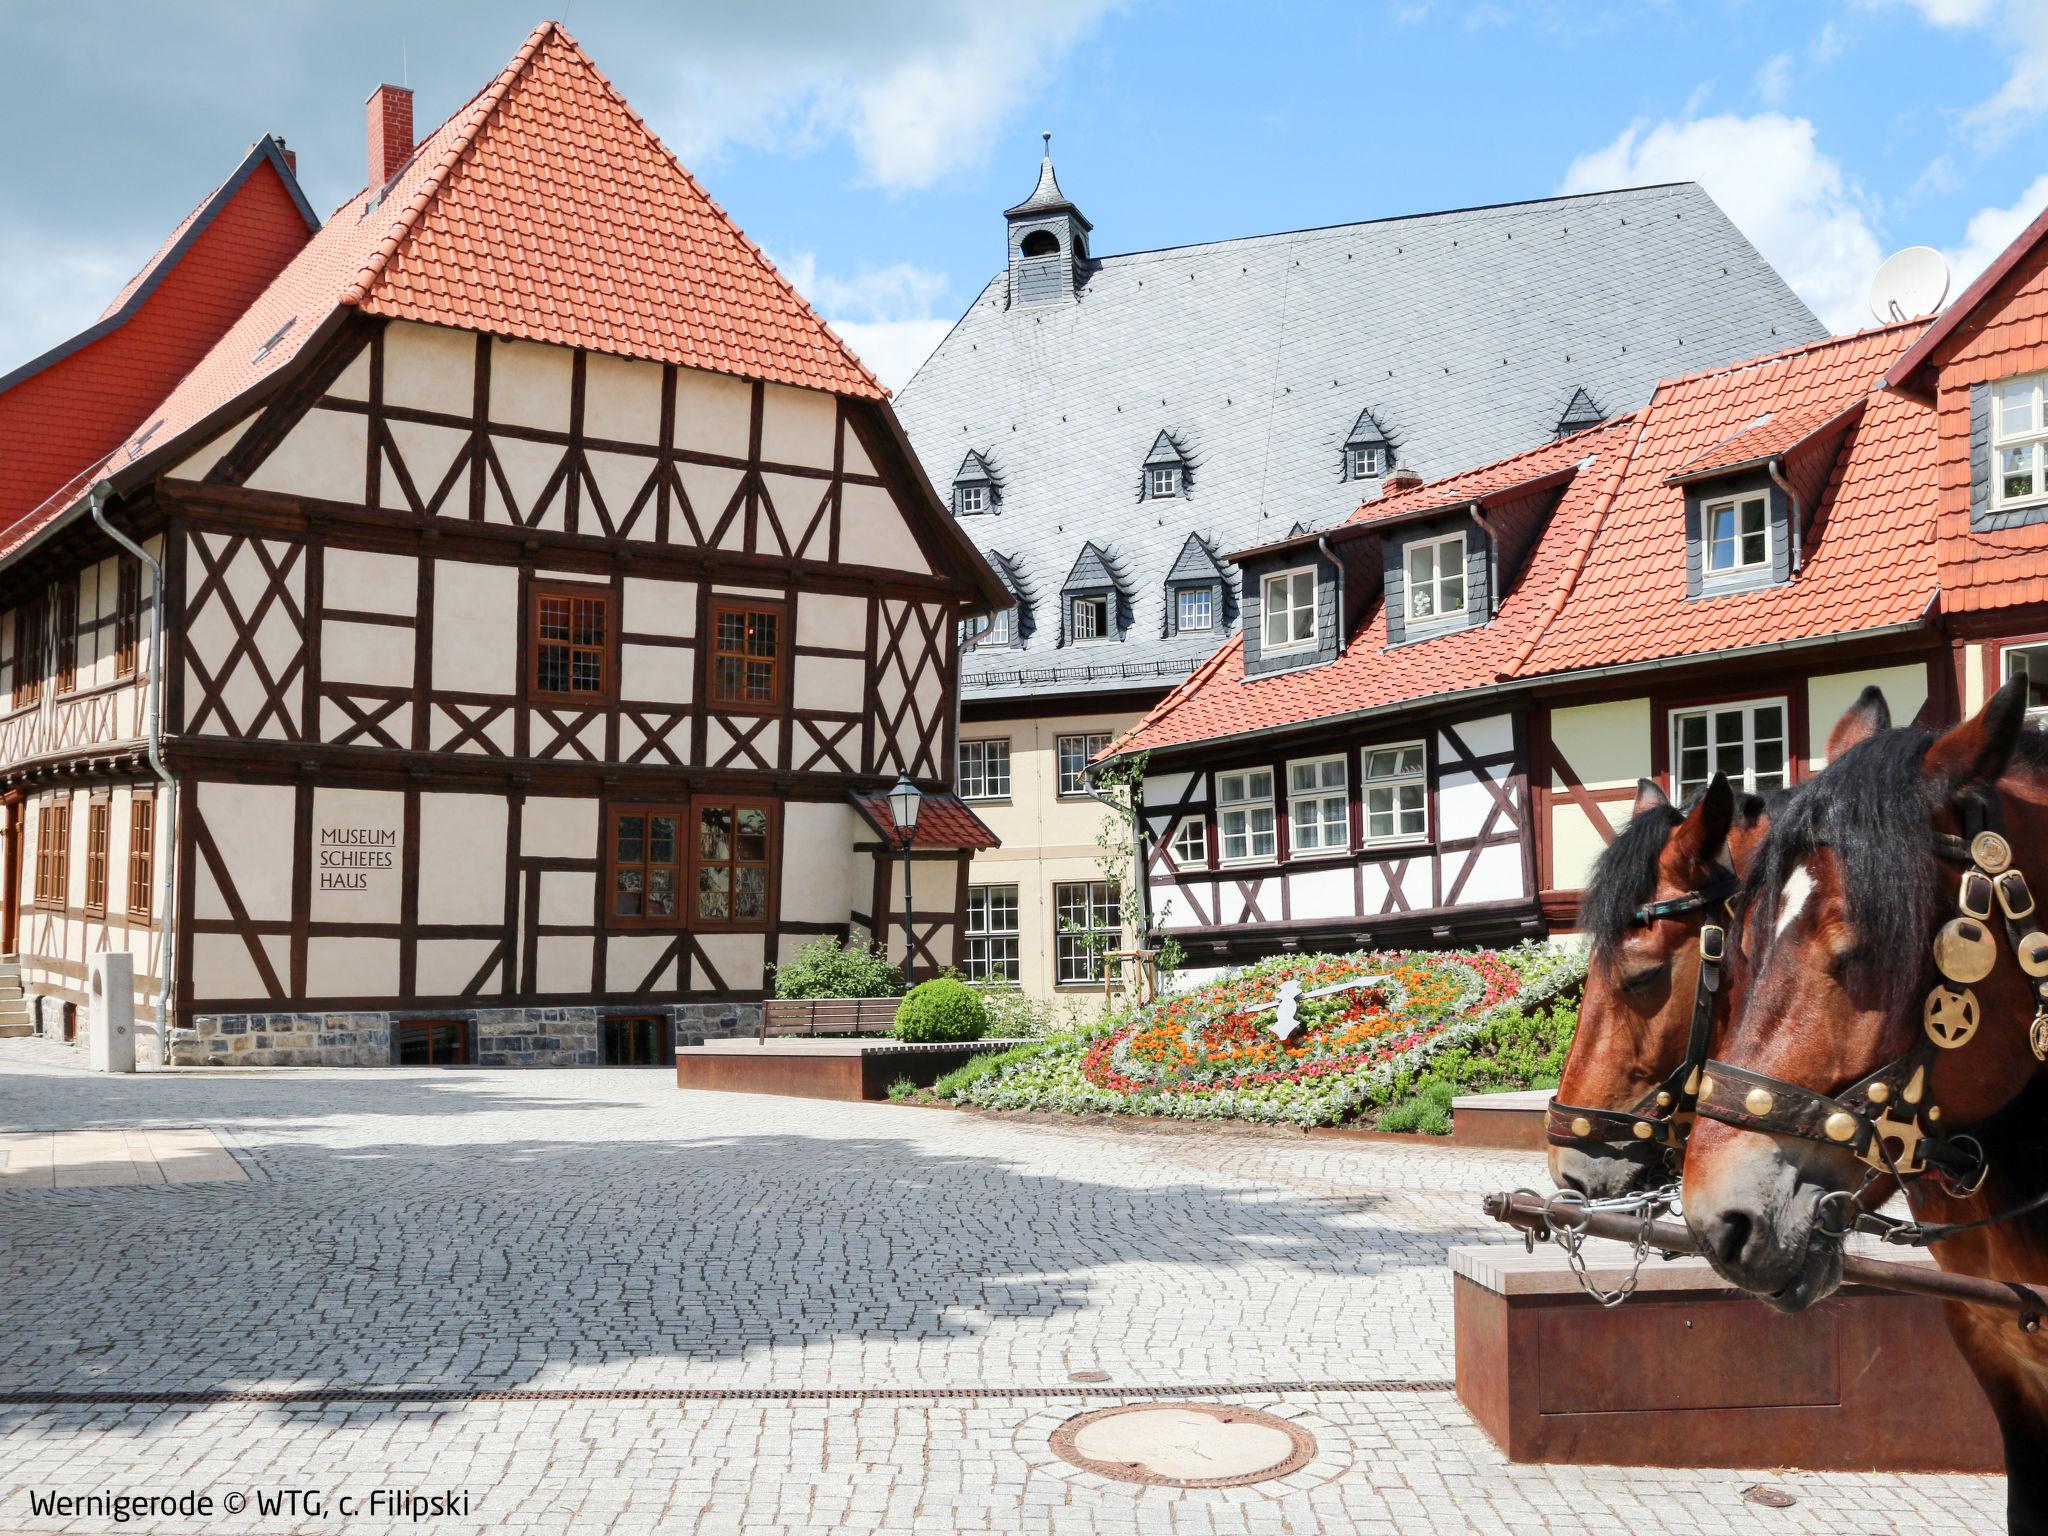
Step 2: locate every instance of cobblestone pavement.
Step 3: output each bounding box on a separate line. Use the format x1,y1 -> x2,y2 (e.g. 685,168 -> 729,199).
0,1044 -> 2005,1533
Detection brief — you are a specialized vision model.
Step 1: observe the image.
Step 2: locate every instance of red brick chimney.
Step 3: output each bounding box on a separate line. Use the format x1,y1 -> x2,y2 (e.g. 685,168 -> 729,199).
366,84 -> 414,189
1382,466 -> 1424,495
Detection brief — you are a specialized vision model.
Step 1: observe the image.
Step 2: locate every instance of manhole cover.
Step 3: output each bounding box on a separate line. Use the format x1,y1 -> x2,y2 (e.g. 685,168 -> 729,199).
1049,1402 -> 1315,1488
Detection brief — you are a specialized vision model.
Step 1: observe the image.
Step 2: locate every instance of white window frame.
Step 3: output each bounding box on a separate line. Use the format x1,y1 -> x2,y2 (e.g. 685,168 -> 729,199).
1216,767 -> 1277,864
2004,641 -> 2048,719
1056,733 -> 1112,797
1348,443 -> 1385,479
1287,754 -> 1351,858
1405,532 -> 1467,624
985,606 -> 1012,645
1070,593 -> 1111,643
1148,464 -> 1180,498
956,483 -> 986,515
1260,567 -> 1318,656
1702,492 -> 1770,575
1053,879 -> 1118,986
1361,741 -> 1428,846
1993,373 -> 2048,511
957,738 -> 1011,802
1170,816 -> 1209,868
1670,698 -> 1790,802
965,883 -> 1020,985
1175,586 -> 1214,632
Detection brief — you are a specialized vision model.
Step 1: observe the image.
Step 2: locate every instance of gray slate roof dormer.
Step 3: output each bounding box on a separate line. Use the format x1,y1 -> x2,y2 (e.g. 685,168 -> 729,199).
986,549 -> 1032,645
1163,531 -> 1230,638
1006,133 -> 1092,309
952,449 -> 1000,516
1140,429 -> 1191,499
1344,407 -> 1396,482
1555,386 -> 1606,438
898,179 -> 1828,702
1060,541 -> 1129,645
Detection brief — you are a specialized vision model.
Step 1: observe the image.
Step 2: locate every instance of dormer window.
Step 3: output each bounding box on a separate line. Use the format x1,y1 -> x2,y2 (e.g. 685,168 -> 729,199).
1141,430 -> 1191,500
1704,492 -> 1769,574
1556,386 -> 1606,439
1148,464 -> 1180,498
1994,374 -> 2048,510
1405,532 -> 1466,622
957,483 -> 986,515
951,450 -> 998,518
1343,407 -> 1395,482
1071,593 -> 1110,642
1347,443 -> 1386,480
963,607 -> 1014,649
1260,567 -> 1317,655
1176,587 -> 1213,632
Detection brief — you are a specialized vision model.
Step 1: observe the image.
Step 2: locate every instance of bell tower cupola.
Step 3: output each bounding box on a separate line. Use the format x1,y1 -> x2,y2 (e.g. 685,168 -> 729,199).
1005,132 -> 1091,308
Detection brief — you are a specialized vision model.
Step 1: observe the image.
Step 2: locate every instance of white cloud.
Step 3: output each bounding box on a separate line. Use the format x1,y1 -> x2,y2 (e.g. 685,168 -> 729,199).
648,1 -> 1120,191
1947,171 -> 2048,293
1561,113 -> 1884,332
1877,0 -> 1996,24
1755,52 -> 1794,106
773,252 -> 958,392
1865,0 -> 2048,146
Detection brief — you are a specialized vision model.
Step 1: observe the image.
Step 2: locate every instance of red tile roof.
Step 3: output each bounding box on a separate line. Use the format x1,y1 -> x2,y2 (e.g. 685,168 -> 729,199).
850,792 -> 1000,851
0,138 -> 317,536
1664,397 -> 1863,482
0,21 -> 883,565
1117,321 -> 1935,757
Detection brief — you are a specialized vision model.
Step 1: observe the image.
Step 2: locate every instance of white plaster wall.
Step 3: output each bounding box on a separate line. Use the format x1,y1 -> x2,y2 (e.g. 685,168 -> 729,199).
383,322 -> 476,412
305,937 -> 400,999
1808,662 -> 1931,769
841,482 -> 929,573
584,352 -> 663,445
195,781 -> 295,922
489,338 -> 573,431
1453,842 -> 1525,906
623,577 -> 697,639
674,368 -> 753,457
417,794 -> 508,926
308,786 -> 405,926
1287,863 -> 1354,921
759,383 -> 837,469
431,561 -> 519,694
324,549 -> 416,617
522,797 -> 598,860
245,405 -> 366,502
779,802 -> 861,924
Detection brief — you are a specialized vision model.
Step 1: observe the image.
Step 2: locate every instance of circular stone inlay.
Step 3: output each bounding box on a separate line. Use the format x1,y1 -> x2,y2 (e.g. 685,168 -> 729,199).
1049,1403 -> 1315,1489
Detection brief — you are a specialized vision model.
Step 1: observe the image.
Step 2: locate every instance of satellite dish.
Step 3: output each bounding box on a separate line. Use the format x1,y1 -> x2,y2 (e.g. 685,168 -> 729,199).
1868,246 -> 1951,324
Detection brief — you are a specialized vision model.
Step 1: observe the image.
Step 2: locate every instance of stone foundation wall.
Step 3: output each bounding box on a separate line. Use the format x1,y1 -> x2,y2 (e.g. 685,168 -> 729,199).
169,1001 -> 761,1068
30,994 -> 81,1047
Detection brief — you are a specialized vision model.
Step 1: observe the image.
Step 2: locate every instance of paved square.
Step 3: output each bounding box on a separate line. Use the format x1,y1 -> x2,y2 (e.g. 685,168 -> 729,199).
0,1044 -> 2004,1532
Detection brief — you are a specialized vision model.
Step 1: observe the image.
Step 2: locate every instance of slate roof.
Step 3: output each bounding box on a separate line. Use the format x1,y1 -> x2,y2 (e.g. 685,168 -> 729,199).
0,21 -> 888,567
1115,321 -> 1936,756
898,179 -> 1825,700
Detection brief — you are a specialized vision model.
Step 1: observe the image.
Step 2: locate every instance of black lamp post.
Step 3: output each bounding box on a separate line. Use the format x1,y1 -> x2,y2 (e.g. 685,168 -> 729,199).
886,772 -> 923,986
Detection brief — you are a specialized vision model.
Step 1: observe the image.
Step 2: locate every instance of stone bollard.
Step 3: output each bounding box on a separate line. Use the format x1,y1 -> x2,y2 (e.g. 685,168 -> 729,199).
88,952 -> 135,1073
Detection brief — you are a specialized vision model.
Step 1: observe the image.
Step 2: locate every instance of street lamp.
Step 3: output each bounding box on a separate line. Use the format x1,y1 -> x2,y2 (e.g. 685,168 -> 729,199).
886,772 -> 923,987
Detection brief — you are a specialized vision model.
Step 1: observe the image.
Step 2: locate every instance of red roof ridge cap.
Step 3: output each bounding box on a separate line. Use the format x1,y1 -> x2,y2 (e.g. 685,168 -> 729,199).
1343,415 -> 1634,526
1502,403 -> 1651,677
1652,317 -> 1924,394
339,20 -> 557,310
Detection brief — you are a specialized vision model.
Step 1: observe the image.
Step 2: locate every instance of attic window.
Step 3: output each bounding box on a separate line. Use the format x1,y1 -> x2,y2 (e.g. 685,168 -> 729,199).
1993,373 -> 2048,510
1176,587 -> 1213,632
1070,593 -> 1110,642
1704,493 -> 1769,574
251,317 -> 297,364
1556,387 -> 1606,438
1347,443 -> 1386,480
1343,407 -> 1395,482
957,483 -> 987,515
1148,464 -> 1180,498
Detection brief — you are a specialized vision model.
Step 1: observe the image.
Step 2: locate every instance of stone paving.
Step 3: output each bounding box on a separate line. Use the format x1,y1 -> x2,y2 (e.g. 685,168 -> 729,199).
0,1041 -> 2006,1533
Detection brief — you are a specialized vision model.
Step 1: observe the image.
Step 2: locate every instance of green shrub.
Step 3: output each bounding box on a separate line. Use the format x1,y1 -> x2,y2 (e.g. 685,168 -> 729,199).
1379,1079 -> 1457,1135
893,977 -> 988,1043
932,1038 -> 1053,1097
971,983 -> 1106,1039
885,1076 -> 918,1102
770,935 -> 902,1000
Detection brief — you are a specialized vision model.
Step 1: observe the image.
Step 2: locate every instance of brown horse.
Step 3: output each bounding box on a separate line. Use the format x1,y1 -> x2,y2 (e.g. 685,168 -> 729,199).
1683,675 -> 2048,1533
1548,773 -> 1765,1197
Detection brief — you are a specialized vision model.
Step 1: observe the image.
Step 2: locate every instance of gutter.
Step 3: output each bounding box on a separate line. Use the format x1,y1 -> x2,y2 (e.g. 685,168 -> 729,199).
1098,616 -> 1935,766
1467,503 -> 1497,617
1315,533 -> 1347,658
89,485 -> 178,1061
1766,456 -> 1804,575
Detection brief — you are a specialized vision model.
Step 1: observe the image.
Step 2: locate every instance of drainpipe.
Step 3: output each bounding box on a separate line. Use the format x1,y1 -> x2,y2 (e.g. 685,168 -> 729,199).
1315,534 -> 1347,657
1766,457 -> 1803,575
89,485 -> 177,1062
1467,503 -> 1497,617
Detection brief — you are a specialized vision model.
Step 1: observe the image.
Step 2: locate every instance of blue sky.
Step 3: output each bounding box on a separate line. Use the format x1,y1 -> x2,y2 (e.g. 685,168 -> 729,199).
3,1 -> 2045,389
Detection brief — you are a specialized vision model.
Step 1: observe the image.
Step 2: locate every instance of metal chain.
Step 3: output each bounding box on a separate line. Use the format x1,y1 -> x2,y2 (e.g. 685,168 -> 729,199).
1511,1184 -> 1682,1308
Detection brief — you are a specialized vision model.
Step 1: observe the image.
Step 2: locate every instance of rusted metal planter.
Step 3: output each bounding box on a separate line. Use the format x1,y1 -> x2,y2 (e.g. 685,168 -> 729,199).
1452,1240 -> 2000,1471
675,1037 -> 1028,1102
1450,1089 -> 1550,1150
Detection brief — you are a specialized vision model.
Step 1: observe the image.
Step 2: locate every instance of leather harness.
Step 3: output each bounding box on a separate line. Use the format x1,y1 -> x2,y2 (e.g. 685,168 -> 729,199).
1695,791 -> 2048,1245
1546,868 -> 1740,1161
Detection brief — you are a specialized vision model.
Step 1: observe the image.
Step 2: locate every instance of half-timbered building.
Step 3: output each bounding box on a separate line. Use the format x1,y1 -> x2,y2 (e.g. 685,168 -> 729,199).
0,23 -> 1001,1066
1111,196 -> 2048,972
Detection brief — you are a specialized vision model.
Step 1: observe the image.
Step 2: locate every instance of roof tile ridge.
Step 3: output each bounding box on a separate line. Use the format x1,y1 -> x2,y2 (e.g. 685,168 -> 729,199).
1654,318 -> 1925,393
339,20 -> 557,310
1346,418 -> 1624,526
1502,405 -> 1651,678
552,24 -> 885,399
1112,634 -> 1243,754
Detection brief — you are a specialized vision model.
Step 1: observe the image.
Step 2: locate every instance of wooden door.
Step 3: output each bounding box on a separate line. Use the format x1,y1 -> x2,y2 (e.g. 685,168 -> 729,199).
1,793 -> 20,957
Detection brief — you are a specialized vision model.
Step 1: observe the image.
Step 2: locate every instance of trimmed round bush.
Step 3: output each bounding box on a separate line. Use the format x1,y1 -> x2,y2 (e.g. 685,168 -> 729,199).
893,977 -> 988,1043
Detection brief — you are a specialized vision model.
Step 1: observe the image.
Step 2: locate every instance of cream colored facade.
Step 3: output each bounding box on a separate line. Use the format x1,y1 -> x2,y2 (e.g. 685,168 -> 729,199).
958,704 -> 1141,1000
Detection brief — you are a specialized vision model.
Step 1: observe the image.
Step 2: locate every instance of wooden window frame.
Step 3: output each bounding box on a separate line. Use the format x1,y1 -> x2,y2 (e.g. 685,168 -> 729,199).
83,797 -> 110,918
964,883 -> 1021,985
1348,443 -> 1386,479
12,591 -> 46,708
1362,740 -> 1430,847
1056,732 -> 1112,797
52,579 -> 77,696
1053,879 -> 1118,987
705,599 -> 788,714
1261,566 -> 1319,654
395,1018 -> 472,1066
115,556 -> 140,679
1286,753 -> 1351,859
1992,372 -> 2048,511
35,800 -> 69,910
1670,696 -> 1790,802
1217,767 -> 1277,864
604,803 -> 687,931
689,795 -> 778,933
957,738 -> 1011,801
1404,534 -> 1467,624
1702,492 -> 1771,575
128,791 -> 155,920
527,581 -> 615,707
1169,816 -> 1209,869
1147,464 -> 1180,498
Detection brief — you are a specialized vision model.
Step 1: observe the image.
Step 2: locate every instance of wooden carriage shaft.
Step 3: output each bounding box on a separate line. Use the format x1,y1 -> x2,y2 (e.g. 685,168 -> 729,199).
1482,1191 -> 2048,1325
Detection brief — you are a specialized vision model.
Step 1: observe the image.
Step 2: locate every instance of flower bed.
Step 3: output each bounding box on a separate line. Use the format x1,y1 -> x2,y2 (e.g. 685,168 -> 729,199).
952,941 -> 1584,1127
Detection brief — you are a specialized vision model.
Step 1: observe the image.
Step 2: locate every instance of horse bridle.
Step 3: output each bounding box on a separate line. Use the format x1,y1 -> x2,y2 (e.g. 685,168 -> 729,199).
1546,868 -> 1740,1161
1695,790 -> 2048,1244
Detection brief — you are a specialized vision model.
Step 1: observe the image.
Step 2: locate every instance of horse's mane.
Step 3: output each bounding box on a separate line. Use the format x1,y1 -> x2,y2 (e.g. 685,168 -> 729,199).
1581,787 -> 1772,963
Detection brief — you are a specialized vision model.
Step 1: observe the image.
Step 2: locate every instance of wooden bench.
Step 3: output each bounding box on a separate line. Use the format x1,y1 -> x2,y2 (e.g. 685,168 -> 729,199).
758,997 -> 902,1040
